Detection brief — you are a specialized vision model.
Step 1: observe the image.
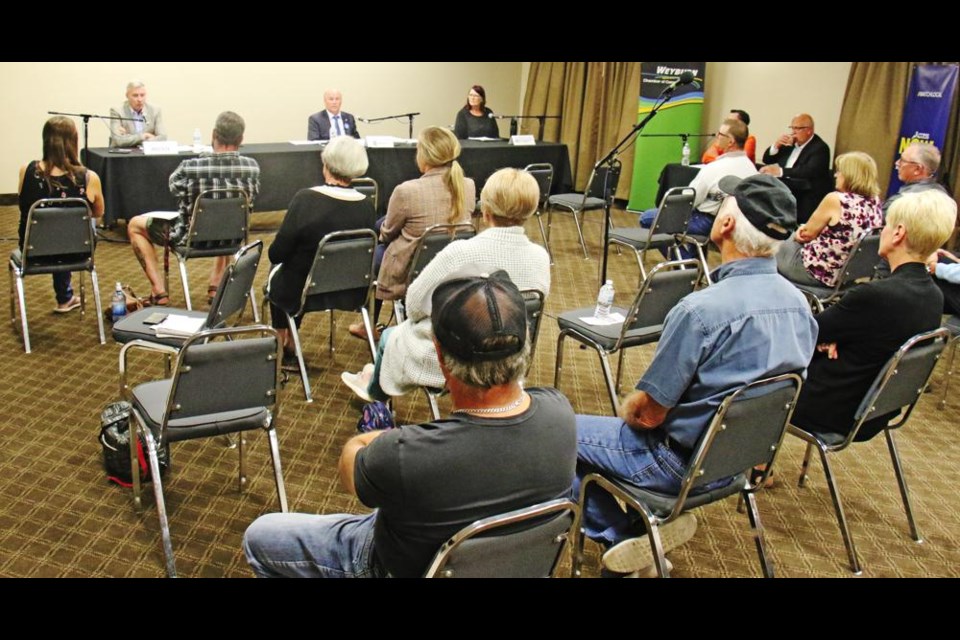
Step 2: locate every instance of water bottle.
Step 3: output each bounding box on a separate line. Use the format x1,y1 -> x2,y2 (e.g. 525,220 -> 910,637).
111,282 -> 127,322
595,280 -> 615,319
192,128 -> 202,153
681,139 -> 691,166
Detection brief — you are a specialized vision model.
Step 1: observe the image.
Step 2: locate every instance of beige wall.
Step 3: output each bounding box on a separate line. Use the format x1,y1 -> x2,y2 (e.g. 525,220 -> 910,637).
0,62 -> 524,193
702,62 -> 852,160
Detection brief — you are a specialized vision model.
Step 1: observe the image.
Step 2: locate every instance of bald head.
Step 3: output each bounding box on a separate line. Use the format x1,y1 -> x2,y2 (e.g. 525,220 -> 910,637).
790,113 -> 815,145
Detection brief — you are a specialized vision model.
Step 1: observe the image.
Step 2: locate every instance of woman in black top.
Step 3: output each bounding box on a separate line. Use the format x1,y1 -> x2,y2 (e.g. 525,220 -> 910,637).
267,136 -> 376,364
453,85 -> 499,139
18,116 -> 105,312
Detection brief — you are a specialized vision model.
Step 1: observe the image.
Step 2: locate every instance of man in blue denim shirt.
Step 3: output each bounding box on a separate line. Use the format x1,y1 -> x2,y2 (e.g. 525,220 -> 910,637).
577,174 -> 818,576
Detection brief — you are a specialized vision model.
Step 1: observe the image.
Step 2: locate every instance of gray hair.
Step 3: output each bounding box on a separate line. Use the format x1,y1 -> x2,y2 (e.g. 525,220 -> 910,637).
321,136 -> 369,182
721,198 -> 782,258
213,111 -> 245,147
908,142 -> 941,176
439,337 -> 531,389
126,80 -> 145,92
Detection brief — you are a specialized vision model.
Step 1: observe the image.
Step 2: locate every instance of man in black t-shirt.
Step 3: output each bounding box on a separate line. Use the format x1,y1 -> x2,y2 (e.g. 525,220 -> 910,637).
243,271 -> 576,578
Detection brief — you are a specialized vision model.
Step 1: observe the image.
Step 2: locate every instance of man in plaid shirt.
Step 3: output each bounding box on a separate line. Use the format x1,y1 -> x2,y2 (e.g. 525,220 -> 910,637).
127,111 -> 260,306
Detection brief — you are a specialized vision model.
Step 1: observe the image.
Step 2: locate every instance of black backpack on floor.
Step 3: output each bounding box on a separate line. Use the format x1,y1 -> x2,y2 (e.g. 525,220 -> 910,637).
99,401 -> 170,487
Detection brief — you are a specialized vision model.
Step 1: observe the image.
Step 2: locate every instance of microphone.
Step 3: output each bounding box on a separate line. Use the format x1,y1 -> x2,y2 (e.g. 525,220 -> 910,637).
357,117 -> 369,123
488,112 -> 496,119
660,70 -> 698,97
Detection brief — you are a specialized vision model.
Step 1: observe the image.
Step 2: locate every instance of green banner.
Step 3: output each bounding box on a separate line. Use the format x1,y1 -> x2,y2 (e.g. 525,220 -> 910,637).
627,62 -> 706,211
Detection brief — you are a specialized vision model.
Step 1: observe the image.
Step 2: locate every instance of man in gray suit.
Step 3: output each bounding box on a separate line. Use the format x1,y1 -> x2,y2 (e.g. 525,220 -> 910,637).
109,80 -> 167,148
307,89 -> 360,140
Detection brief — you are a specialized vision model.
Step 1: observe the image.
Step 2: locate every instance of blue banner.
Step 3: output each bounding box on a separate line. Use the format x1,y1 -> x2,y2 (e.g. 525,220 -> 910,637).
888,64 -> 958,196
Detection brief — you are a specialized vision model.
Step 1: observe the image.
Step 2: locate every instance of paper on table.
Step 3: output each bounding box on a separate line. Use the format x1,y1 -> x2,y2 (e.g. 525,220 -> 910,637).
289,140 -> 324,145
468,137 -> 500,142
579,312 -> 626,326
152,314 -> 206,338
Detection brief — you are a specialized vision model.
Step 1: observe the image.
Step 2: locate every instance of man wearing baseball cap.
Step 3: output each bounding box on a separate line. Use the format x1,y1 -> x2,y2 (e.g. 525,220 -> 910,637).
243,270 -> 577,578
577,174 -> 818,577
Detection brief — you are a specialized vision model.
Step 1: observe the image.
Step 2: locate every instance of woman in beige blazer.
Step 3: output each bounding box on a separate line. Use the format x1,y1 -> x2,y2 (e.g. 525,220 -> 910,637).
348,126 -> 475,339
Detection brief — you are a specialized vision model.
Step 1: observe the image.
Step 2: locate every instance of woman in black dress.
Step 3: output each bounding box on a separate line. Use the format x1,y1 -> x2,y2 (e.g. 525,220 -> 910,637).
453,85 -> 499,139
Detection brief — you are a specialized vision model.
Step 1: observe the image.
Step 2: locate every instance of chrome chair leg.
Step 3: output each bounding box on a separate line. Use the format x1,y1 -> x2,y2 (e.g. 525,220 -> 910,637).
596,349 -> 621,416
535,211 -> 554,265
328,310 -> 336,355
237,432 -> 246,493
553,332 -> 567,389
361,307 -> 377,362
425,388 -> 441,421
572,209 -> 590,259
91,268 -> 106,345
177,257 -> 192,311
615,348 -> 626,397
143,430 -> 177,578
818,445 -> 862,574
939,337 -> 958,410
885,429 -> 922,543
286,313 -> 312,402
643,519 -> 672,578
266,426 -> 289,512
78,270 -> 86,315
798,442 -> 814,487
744,490 -> 774,578
15,273 -> 30,353
249,286 -> 261,323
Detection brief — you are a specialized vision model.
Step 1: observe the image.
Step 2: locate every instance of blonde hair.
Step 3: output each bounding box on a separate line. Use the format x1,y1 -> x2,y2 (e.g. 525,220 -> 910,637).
480,168 -> 540,226
834,151 -> 880,199
886,190 -> 957,258
417,126 -> 468,223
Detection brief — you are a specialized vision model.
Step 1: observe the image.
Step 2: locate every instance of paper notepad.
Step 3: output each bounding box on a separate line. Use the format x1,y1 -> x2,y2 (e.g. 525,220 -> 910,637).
579,312 -> 626,326
152,314 -> 205,338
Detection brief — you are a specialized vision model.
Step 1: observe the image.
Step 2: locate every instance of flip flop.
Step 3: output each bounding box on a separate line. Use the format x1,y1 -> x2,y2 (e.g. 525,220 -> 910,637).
148,292 -> 170,306
53,298 -> 81,313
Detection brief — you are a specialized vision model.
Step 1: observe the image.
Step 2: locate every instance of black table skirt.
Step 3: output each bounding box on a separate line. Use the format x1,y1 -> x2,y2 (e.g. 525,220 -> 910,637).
85,140 -> 573,225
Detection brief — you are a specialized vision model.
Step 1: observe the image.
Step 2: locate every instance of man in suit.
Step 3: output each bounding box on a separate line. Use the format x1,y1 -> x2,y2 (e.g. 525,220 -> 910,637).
109,80 -> 167,148
307,89 -> 361,140
760,113 -> 832,223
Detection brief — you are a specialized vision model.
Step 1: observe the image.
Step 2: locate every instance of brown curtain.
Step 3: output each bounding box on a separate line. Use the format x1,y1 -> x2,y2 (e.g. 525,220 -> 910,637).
522,62 -> 641,200
836,62 -> 960,197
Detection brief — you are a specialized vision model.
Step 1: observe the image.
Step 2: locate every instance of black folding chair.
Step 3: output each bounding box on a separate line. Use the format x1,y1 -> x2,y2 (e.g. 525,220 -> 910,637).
610,187 -> 696,285
393,223 -> 476,324
547,161 -> 622,259
793,227 -> 882,312
523,163 -> 555,264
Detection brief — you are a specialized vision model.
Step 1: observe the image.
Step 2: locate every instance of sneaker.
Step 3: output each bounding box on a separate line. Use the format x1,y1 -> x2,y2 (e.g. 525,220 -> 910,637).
601,513 -> 697,575
341,364 -> 374,403
601,558 -> 674,579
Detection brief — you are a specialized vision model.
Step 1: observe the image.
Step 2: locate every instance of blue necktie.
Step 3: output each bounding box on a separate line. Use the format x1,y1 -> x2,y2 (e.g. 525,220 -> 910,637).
334,115 -> 343,137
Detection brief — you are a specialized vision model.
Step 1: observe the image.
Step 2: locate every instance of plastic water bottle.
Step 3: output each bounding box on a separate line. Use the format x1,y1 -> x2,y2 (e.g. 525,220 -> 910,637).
595,280 -> 615,319
111,283 -> 127,322
681,140 -> 691,166
192,128 -> 202,153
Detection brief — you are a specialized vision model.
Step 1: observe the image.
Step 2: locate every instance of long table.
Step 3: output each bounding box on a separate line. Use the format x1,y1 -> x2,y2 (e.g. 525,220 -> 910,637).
85,140 -> 573,225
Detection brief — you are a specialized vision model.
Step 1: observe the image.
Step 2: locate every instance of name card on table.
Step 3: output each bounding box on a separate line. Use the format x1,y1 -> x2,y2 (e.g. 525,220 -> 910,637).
509,135 -> 536,146
143,140 -> 180,155
365,136 -> 396,148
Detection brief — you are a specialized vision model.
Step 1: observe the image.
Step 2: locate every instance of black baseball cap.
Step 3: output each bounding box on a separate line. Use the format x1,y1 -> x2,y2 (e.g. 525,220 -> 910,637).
431,270 -> 527,362
718,174 -> 797,240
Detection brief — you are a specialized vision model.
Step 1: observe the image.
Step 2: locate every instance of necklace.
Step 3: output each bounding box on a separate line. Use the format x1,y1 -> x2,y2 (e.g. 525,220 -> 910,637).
452,393 -> 526,415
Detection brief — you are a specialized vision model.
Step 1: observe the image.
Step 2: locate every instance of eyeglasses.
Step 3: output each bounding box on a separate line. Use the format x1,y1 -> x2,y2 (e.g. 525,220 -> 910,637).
895,158 -> 922,168
789,126 -> 811,131
716,131 -> 731,139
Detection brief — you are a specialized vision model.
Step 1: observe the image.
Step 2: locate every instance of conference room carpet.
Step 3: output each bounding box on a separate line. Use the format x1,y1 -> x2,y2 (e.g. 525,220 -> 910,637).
0,203 -> 958,578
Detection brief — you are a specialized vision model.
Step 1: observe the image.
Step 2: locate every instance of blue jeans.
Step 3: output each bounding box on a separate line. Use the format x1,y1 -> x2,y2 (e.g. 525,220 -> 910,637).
575,415 -> 690,546
53,273 -> 73,305
243,510 -> 387,578
638,207 -> 713,260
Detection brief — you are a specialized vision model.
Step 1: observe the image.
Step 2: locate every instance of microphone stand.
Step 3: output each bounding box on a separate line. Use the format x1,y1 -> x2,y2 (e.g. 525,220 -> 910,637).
595,83 -> 682,286
493,115 -> 560,141
362,112 -> 421,139
49,110 -> 140,163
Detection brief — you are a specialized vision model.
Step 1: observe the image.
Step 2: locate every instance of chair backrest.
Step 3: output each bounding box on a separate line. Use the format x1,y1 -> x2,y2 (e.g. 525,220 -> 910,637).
521,288 -> 546,362
21,198 -> 95,266
205,240 -> 263,329
351,177 -> 379,212
405,223 -> 477,287
585,161 -> 622,202
163,326 -> 280,428
298,229 -> 378,311
649,187 -> 696,238
849,327 -> 949,441
619,259 -> 703,347
185,188 -> 251,248
669,373 -> 804,518
834,227 -> 882,292
423,498 -> 579,578
523,163 -> 554,210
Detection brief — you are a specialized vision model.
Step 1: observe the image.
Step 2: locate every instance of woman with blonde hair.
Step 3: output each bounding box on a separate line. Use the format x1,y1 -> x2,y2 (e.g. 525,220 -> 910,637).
348,126 -> 475,339
18,116 -> 104,312
776,151 -> 883,288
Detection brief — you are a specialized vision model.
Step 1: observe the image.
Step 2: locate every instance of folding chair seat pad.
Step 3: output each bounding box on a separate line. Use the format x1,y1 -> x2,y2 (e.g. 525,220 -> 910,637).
557,307 -> 662,350
548,194 -> 606,211
603,472 -> 744,518
609,228 -> 677,249
112,308 -> 208,346
132,379 -> 269,440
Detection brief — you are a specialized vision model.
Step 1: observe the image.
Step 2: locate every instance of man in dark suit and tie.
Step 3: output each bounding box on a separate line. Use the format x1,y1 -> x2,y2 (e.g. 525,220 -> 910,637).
307,89 -> 361,141
760,113 -> 832,223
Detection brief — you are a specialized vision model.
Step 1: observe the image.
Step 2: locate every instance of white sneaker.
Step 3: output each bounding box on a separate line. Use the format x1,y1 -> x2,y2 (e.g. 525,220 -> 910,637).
341,364 -> 374,403
601,513 -> 697,575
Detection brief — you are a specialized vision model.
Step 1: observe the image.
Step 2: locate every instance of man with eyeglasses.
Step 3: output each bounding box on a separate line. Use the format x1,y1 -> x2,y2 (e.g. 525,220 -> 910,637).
759,113 -> 832,224
884,142 -> 947,217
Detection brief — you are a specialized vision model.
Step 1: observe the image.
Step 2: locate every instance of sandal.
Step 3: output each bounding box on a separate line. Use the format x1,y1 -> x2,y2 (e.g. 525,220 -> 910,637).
148,292 -> 170,307
207,285 -> 219,306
